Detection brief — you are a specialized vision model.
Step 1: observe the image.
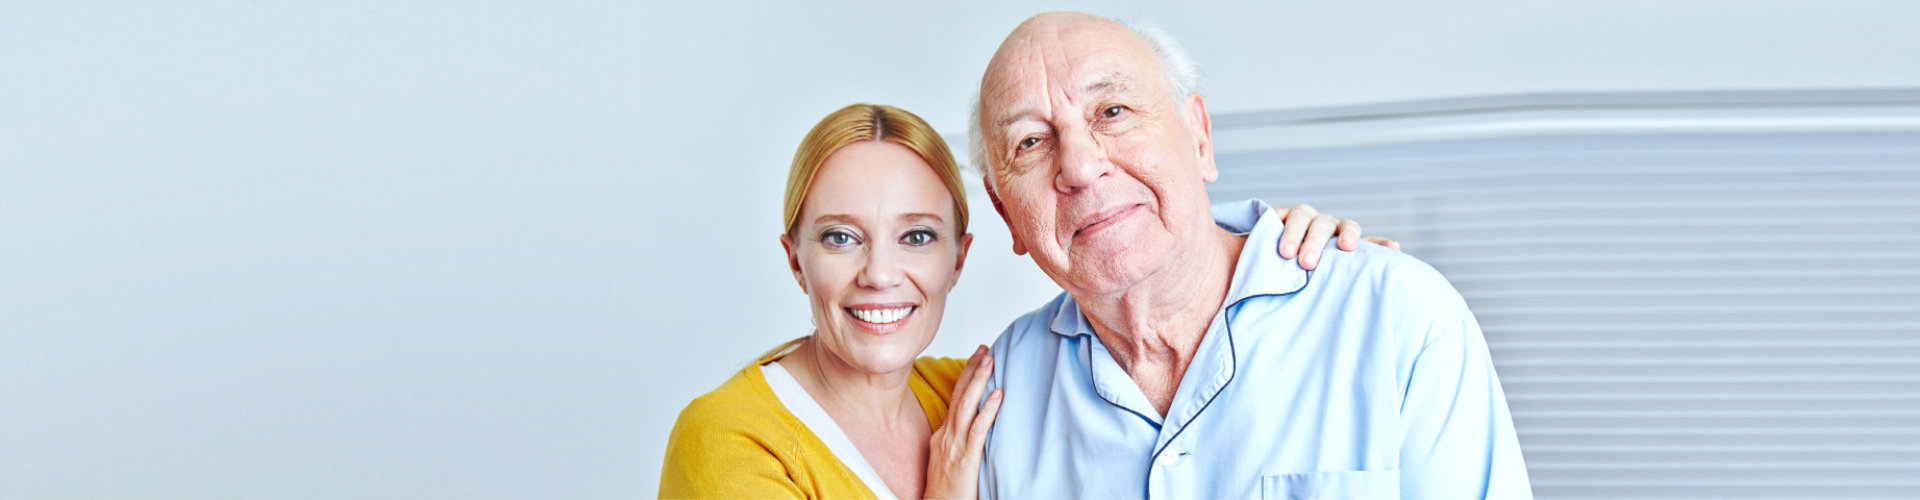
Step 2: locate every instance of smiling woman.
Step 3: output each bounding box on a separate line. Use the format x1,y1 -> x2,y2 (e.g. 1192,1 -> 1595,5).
658,104 -> 1000,500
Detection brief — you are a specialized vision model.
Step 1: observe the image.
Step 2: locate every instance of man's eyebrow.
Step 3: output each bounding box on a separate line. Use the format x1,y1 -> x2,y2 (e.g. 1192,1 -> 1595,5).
1083,72 -> 1132,95
990,73 -> 1136,130
994,107 -> 1043,131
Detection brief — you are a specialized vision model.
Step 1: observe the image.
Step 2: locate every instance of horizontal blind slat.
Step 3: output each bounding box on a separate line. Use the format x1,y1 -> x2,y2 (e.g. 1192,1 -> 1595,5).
1212,129 -> 1920,498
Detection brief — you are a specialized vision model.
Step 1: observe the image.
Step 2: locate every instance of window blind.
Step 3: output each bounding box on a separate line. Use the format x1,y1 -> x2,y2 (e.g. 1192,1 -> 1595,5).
1207,94 -> 1920,499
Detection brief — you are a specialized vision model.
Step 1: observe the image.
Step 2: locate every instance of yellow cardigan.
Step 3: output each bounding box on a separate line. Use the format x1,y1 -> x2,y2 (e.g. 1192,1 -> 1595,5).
659,351 -> 965,499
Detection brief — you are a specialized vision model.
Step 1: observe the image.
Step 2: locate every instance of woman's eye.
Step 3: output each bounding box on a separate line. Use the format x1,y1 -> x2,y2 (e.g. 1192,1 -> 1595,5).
1019,137 -> 1041,149
902,229 -> 936,246
823,232 -> 855,246
1102,105 -> 1126,118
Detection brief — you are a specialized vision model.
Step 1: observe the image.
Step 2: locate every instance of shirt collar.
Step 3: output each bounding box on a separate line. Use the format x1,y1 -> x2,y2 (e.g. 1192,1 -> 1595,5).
1221,207 -> 1310,304
1045,208 -> 1307,338
1048,293 -> 1096,337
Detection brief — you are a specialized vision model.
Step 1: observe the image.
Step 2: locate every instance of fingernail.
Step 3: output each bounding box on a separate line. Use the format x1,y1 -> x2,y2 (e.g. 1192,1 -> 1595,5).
1282,242 -> 1297,257
1303,250 -> 1318,263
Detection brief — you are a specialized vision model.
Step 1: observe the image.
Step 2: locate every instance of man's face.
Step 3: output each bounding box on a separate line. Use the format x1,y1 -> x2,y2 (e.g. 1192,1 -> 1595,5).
978,15 -> 1217,298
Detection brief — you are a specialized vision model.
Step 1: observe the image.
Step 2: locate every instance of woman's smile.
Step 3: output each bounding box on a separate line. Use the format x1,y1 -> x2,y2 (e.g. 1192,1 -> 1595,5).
845,303 -> 919,334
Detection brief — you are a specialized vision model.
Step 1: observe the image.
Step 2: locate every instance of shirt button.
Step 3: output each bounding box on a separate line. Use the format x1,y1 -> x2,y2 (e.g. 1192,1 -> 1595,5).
1158,448 -> 1181,466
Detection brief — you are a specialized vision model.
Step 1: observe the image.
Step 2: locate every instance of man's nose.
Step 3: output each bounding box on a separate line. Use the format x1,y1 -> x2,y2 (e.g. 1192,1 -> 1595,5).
855,244 -> 906,290
1053,128 -> 1111,193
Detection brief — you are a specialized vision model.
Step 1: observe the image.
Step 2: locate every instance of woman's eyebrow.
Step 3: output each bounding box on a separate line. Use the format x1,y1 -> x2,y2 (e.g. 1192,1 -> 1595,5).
809,214 -> 858,228
899,212 -> 946,224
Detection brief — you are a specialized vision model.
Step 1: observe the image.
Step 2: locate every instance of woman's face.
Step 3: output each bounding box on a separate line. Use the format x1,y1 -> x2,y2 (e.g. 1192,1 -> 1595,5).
782,141 -> 972,375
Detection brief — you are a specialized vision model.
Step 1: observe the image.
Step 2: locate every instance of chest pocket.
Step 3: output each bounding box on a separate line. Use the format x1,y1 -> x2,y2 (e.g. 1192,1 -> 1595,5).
1260,471 -> 1399,500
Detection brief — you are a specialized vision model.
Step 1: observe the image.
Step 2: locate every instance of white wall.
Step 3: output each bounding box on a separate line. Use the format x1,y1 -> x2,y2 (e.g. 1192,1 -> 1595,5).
3,1 -> 1917,498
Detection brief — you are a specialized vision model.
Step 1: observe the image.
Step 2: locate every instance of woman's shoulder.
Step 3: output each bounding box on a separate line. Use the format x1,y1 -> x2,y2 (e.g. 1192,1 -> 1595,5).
913,355 -> 967,399
673,363 -> 791,431
915,355 -> 966,375
661,362 -> 817,499
662,364 -> 805,472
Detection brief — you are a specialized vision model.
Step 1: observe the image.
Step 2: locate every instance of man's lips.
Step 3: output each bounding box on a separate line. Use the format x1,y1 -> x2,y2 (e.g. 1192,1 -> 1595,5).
1073,203 -> 1144,239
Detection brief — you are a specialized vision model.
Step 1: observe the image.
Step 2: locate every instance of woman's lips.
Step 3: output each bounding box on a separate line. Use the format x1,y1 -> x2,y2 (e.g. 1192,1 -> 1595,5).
844,304 -> 918,334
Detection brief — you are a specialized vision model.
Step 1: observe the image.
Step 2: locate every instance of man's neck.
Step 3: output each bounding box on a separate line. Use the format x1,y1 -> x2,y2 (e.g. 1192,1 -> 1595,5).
1080,226 -> 1247,414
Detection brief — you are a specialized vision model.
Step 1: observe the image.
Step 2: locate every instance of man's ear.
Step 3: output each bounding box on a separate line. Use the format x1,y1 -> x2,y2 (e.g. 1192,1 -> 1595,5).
1186,93 -> 1218,183
984,178 -> 1028,256
780,233 -> 807,293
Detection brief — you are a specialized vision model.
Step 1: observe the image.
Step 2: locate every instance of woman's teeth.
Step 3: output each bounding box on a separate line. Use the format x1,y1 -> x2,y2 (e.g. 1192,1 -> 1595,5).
850,306 -> 914,324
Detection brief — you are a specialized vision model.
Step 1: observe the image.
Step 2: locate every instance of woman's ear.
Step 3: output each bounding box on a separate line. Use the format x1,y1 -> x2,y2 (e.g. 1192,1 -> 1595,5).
951,232 -> 975,288
780,233 -> 807,293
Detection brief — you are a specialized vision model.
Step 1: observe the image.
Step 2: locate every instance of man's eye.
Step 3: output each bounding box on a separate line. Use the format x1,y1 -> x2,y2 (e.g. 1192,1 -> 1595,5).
902,229 -> 936,246
1019,137 -> 1041,149
1103,105 -> 1126,118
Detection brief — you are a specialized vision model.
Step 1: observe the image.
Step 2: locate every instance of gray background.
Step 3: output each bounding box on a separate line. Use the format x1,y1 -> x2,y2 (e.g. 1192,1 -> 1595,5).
4,1 -> 1918,498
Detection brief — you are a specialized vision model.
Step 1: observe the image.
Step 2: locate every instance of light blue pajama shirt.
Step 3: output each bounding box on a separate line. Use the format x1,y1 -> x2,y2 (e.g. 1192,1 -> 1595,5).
977,199 -> 1532,499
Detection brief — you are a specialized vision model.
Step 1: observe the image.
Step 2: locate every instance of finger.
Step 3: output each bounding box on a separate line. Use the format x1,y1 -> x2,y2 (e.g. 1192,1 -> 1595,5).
1365,236 -> 1402,251
942,359 -> 990,451
966,389 -> 1004,453
952,346 -> 985,398
1276,203 -> 1317,259
949,350 -> 994,432
1336,219 -> 1361,251
1297,213 -> 1338,271
946,347 -> 987,426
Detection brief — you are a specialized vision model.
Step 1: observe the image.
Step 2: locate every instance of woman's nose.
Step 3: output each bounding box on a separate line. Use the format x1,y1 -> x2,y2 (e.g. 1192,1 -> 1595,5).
856,246 -> 906,290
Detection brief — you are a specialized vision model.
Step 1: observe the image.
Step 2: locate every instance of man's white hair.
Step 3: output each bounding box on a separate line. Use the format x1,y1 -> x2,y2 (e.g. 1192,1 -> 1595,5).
967,18 -> 1203,187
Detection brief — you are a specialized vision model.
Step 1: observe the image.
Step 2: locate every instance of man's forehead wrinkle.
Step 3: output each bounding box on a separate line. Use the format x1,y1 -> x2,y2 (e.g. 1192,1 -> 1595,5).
986,56 -> 1051,132
986,39 -> 1066,133
981,29 -> 1038,111
1041,36 -> 1115,124
983,14 -> 1139,137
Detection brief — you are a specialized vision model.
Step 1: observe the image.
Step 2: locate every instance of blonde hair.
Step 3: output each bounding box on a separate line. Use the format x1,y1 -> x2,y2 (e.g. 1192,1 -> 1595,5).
782,103 -> 969,237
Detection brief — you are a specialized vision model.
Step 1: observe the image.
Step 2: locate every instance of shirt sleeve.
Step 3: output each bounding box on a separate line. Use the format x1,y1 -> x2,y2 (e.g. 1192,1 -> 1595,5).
1211,198 -> 1271,233
1391,262 -> 1535,499
976,324 -> 1016,500
658,394 -> 807,499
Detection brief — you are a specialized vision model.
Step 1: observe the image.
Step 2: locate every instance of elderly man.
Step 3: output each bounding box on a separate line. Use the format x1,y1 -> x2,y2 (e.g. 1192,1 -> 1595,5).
971,12 -> 1531,499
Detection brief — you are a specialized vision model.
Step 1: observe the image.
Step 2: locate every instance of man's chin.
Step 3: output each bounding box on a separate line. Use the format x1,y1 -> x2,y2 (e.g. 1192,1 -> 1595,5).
1060,260 -> 1157,298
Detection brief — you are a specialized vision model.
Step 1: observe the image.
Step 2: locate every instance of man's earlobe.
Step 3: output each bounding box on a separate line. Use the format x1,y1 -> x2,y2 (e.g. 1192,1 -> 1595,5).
984,178 -> 1030,256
